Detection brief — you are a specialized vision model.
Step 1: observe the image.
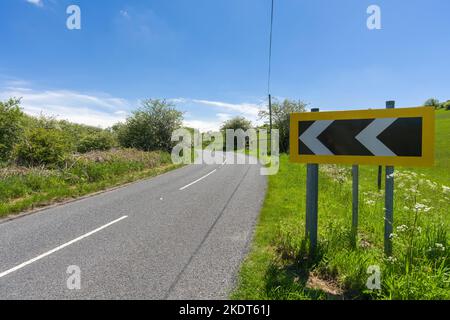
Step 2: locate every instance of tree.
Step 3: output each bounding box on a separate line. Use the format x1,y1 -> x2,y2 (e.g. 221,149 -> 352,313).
0,98 -> 24,162
424,98 -> 441,109
116,99 -> 183,152
259,99 -> 308,153
220,116 -> 252,131
441,100 -> 450,111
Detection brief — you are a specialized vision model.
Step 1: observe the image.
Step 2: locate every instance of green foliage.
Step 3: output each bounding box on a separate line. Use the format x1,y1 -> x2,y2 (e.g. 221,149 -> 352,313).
0,149 -> 177,217
220,116 -> 253,131
116,99 -> 183,152
0,99 -> 24,162
15,127 -> 72,167
22,114 -> 106,148
442,100 -> 450,111
424,98 -> 441,109
259,99 -> 307,153
77,131 -> 115,153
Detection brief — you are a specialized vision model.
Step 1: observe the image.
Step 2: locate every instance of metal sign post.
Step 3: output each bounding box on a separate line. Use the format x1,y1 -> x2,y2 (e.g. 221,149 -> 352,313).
305,108 -> 320,255
352,165 -> 359,247
384,101 -> 396,256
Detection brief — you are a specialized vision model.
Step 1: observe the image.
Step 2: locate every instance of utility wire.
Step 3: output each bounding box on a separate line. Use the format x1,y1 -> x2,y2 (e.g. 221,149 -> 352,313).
267,0 -> 275,135
267,0 -> 274,96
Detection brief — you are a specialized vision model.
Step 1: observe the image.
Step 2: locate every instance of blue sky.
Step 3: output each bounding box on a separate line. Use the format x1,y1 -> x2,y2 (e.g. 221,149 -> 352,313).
0,0 -> 449,130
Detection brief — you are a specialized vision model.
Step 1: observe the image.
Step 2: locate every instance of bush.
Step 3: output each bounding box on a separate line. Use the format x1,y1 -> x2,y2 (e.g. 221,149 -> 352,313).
221,116 -> 252,131
116,99 -> 183,152
0,99 -> 24,162
77,132 -> 115,153
442,100 -> 450,111
15,127 -> 72,167
424,98 -> 441,109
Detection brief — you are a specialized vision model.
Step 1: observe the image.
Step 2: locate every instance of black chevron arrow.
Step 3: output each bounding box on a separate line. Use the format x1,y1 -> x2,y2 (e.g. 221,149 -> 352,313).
377,117 -> 422,156
317,119 -> 373,156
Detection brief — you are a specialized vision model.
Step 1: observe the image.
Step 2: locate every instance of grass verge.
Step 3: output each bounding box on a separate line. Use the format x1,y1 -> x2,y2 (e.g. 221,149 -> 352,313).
0,149 -> 181,218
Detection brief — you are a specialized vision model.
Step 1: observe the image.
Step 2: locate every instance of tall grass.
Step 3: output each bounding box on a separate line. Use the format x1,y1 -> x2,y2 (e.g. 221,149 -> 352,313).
0,149 -> 178,218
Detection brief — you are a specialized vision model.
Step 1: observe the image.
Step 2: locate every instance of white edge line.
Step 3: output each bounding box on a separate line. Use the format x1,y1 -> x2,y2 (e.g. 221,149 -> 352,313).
0,215 -> 128,279
179,169 -> 217,191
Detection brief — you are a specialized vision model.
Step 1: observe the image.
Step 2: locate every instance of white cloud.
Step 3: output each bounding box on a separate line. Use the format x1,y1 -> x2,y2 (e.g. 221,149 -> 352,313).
183,113 -> 233,132
171,98 -> 266,131
183,120 -> 223,133
0,87 -> 131,128
216,113 -> 232,122
192,99 -> 263,118
26,0 -> 43,7
119,10 -> 130,18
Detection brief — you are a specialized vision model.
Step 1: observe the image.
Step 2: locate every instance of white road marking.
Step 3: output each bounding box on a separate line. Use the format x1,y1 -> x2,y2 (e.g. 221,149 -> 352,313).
0,216 -> 128,279
179,169 -> 217,191
356,118 -> 397,156
299,120 -> 334,155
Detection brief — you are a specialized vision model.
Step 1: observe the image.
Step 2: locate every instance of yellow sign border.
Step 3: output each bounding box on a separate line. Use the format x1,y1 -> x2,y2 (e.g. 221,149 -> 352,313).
290,107 -> 435,167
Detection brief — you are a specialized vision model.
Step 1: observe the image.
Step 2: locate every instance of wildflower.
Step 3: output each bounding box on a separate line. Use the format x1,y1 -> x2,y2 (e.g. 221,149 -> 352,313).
389,233 -> 398,239
426,180 -> 437,190
396,225 -> 408,232
414,203 -> 432,213
365,200 -> 375,205
408,187 -> 421,196
443,186 -> 450,194
386,256 -> 397,263
435,243 -> 446,252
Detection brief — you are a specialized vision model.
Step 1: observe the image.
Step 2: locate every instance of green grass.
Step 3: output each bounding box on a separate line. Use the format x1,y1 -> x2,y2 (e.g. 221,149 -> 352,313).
0,149 -> 181,218
232,110 -> 450,300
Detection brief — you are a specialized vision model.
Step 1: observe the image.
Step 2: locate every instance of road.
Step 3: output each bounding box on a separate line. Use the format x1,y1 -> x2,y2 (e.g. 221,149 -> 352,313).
0,152 -> 267,299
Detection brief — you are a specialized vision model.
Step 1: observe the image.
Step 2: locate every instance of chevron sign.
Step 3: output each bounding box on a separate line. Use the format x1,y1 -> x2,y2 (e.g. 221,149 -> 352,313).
290,107 -> 435,166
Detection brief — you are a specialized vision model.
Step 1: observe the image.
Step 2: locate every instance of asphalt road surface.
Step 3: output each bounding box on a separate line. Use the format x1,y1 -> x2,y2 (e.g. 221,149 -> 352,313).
0,152 -> 267,299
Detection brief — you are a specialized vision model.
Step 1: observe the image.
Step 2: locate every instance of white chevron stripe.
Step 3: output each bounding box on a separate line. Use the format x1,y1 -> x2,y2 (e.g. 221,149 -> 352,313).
356,118 -> 397,156
299,120 -> 334,155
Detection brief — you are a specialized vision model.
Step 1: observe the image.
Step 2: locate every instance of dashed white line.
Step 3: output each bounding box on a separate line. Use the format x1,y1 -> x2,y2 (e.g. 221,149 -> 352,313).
179,169 -> 217,191
0,215 -> 128,279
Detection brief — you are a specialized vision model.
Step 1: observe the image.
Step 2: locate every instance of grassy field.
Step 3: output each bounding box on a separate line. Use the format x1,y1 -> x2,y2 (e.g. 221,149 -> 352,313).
0,149 -> 181,218
232,110 -> 449,300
